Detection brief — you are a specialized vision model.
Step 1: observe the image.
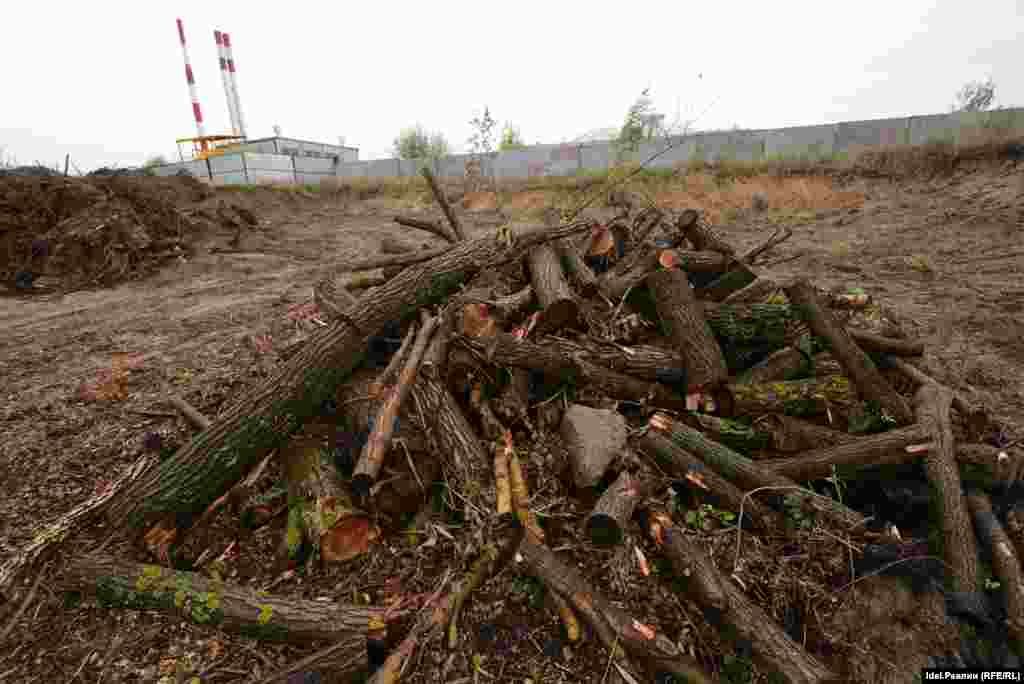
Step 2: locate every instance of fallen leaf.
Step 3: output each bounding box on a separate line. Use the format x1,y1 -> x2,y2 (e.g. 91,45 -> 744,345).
321,516 -> 381,563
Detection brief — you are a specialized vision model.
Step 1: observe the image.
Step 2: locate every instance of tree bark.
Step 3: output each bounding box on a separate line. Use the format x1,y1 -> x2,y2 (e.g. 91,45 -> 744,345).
517,537 -> 714,684
420,167 -> 466,241
678,413 -> 772,454
694,264 -> 759,302
639,507 -> 839,684
701,302 -> 802,348
964,490 -> 1024,643
56,554 -> 386,643
105,221 -> 591,539
647,267 -> 729,392
598,246 -> 660,301
847,329 -> 923,356
586,472 -> 659,546
758,424 -> 931,481
459,333 -> 689,410
736,345 -> 813,385
682,216 -> 735,255
648,412 -> 870,534
914,382 -> 979,594
340,246 -> 450,273
722,277 -> 783,305
657,249 -> 734,272
555,239 -> 599,297
785,279 -> 913,425
719,375 -> 857,419
749,414 -> 856,454
533,336 -> 686,384
526,243 -> 579,334
634,431 -> 783,533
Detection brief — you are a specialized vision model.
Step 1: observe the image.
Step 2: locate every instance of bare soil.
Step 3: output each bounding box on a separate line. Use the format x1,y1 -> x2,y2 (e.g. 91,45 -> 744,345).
0,162 -> 1021,683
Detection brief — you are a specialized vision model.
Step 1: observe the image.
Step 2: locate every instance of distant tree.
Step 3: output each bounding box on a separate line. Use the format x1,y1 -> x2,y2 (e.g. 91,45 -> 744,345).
393,125 -> 450,160
498,123 -> 526,151
953,78 -> 997,112
468,107 -> 498,156
613,89 -> 665,158
144,155 -> 168,168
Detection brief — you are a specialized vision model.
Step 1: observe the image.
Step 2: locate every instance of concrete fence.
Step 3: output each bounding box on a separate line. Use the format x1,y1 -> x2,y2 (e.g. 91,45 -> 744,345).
151,107 -> 1024,185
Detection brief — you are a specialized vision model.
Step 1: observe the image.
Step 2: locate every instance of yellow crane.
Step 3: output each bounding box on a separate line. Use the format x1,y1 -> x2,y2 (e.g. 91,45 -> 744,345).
175,134 -> 246,162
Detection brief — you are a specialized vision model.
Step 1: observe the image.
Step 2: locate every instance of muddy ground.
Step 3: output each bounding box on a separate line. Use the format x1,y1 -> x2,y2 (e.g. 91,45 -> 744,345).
0,161 -> 1022,683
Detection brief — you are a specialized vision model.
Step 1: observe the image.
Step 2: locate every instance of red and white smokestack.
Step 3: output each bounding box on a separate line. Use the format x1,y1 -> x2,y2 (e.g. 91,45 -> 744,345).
214,30 -> 239,136
222,32 -> 247,139
175,18 -> 205,139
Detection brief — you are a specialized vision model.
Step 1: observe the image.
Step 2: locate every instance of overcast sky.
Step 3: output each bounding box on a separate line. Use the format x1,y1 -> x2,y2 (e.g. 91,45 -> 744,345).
2,1 -> 1020,171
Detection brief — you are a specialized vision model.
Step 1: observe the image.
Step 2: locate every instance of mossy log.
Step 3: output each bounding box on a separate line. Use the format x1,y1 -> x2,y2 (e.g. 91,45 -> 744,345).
701,302 -> 802,347
720,375 -> 857,418
647,267 -> 729,391
57,554 -> 386,643
680,413 -> 772,454
638,507 -> 839,684
634,431 -> 783,533
279,438 -> 354,566
786,279 -> 913,425
104,221 -> 591,540
648,412 -> 869,534
517,537 -> 714,684
964,490 -> 1024,643
914,382 -> 979,595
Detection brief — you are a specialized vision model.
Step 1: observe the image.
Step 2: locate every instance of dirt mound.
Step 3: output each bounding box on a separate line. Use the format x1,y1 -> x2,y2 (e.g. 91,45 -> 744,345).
0,175 -> 253,293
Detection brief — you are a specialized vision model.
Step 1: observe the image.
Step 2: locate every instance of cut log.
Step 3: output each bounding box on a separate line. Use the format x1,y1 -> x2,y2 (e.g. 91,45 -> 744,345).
597,246 -> 660,301
701,302 -> 801,347
105,221 -> 591,541
965,490 -> 1024,643
460,333 -> 688,410
719,375 -> 857,419
956,444 -> 1024,483
586,471 -> 659,546
657,249 -> 733,273
648,412 -> 870,534
525,243 -> 579,334
758,424 -> 931,481
884,355 -> 989,437
420,167 -> 466,241
517,537 -> 714,684
555,239 -> 599,297
914,382 -> 979,594
736,345 -> 813,385
750,414 -> 857,454
682,215 -> 734,255
57,554 -> 387,643
561,404 -> 628,489
722,277 -> 783,305
535,335 -> 686,385
785,279 -> 913,425
680,413 -> 772,454
353,314 -> 438,498
340,246 -> 450,273
695,264 -> 758,302
646,267 -> 729,392
639,507 -> 839,684
634,431 -> 783,533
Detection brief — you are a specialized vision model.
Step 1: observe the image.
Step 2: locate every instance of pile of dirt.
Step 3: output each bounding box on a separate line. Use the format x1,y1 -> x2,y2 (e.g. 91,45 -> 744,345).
0,175 -> 254,293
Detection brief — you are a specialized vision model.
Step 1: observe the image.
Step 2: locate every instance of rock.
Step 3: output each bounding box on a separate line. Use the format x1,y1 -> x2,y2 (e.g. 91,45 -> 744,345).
559,404 -> 627,488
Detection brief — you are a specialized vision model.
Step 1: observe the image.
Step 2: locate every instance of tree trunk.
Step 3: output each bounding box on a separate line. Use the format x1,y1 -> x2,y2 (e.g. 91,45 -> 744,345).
914,382 -> 979,594
639,507 -> 839,684
105,221 -> 590,539
634,431 -> 783,533
533,336 -> 686,384
394,216 -> 456,243
526,243 -> 579,334
459,333 -> 689,411
646,267 -> 729,392
57,554 -> 386,643
555,239 -> 600,297
785,279 -> 913,425
648,412 -> 870,534
964,490 -> 1024,643
757,424 -> 931,481
586,472 -> 659,546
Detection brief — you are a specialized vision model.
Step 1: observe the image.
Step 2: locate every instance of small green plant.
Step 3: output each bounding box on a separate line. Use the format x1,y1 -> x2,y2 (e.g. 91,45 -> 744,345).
721,653 -> 754,684
783,493 -> 814,530
499,123 -> 526,151
511,576 -> 545,609
684,503 -> 737,530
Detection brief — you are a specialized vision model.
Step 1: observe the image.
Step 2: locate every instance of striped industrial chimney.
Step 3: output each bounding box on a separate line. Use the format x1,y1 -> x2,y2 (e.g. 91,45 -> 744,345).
214,31 -> 240,136
175,18 -> 205,138
222,33 -> 247,139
